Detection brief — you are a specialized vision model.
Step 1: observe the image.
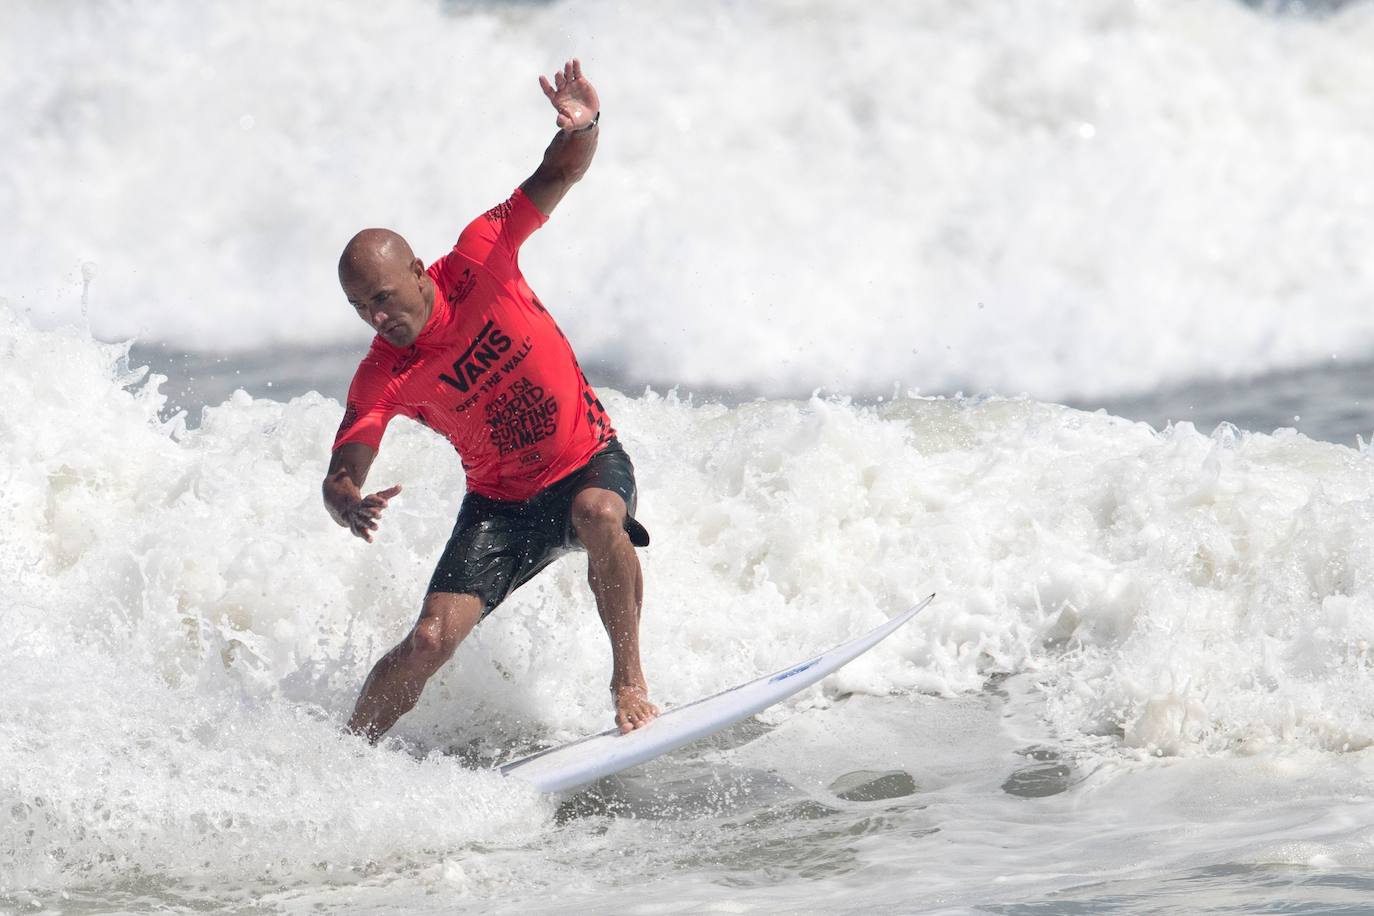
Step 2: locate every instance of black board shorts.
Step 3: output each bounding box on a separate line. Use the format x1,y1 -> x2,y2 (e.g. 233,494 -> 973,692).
427,438 -> 650,617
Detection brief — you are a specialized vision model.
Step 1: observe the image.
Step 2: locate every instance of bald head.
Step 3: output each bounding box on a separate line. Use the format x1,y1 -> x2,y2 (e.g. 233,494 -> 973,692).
338,228 -> 416,286
339,228 -> 435,348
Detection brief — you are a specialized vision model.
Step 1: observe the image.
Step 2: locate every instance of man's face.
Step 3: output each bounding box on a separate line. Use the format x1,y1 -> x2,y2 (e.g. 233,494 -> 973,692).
342,255 -> 432,348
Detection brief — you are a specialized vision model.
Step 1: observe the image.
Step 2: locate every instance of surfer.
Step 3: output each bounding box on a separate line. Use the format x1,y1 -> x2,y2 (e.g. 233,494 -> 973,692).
322,59 -> 659,742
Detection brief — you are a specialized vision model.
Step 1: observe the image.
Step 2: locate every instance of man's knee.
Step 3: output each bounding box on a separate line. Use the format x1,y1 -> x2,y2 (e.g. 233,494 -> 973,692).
407,619 -> 455,663
572,489 -> 627,546
407,594 -> 482,665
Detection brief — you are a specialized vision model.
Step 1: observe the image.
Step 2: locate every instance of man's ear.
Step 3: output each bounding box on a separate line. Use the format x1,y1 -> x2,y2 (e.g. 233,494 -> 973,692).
411,257 -> 425,279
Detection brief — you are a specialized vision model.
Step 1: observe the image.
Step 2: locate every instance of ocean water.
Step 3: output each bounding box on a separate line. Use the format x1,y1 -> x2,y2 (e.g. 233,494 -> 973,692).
6,0 -> 1374,913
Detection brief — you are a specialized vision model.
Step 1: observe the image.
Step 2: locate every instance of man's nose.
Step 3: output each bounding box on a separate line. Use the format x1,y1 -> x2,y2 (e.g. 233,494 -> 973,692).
369,305 -> 390,327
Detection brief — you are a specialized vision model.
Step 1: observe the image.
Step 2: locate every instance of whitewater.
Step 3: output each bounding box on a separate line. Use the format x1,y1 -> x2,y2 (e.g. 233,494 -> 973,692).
9,309 -> 1374,912
6,0 -> 1374,913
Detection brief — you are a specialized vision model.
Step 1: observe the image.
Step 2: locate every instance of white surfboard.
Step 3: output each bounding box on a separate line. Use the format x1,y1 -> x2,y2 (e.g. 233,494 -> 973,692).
500,594 -> 935,794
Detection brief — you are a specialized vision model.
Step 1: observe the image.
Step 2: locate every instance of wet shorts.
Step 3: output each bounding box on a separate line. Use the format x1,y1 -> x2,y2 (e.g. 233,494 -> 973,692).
426,438 -> 650,617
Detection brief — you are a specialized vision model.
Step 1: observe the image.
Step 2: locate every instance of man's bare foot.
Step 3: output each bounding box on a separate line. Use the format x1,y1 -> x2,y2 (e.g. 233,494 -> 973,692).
611,684 -> 660,734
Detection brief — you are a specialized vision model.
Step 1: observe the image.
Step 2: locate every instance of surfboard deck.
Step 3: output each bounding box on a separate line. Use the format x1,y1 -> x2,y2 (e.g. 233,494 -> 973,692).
499,594 -> 935,794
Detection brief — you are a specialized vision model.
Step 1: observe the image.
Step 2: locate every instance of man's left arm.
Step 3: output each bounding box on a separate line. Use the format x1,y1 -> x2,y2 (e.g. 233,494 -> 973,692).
520,58 -> 601,217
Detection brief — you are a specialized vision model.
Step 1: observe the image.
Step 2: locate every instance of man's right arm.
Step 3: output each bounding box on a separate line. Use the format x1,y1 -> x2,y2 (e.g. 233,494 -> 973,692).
323,442 -> 401,543
520,59 -> 600,217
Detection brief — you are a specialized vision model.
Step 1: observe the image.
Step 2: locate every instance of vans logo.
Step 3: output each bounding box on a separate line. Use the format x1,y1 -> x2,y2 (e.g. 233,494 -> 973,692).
438,320 -> 513,393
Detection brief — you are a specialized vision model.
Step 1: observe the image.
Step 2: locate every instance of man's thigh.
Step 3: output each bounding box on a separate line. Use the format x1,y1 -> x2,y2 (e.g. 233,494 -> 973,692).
427,495 -> 565,618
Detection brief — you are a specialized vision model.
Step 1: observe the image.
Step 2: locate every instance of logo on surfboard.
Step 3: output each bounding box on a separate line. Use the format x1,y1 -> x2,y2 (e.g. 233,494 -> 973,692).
768,658 -> 821,683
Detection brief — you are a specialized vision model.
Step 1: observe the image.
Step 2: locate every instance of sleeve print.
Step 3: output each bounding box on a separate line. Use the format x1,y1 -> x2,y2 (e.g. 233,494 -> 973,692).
449,190 -> 550,274
332,362 -> 399,451
484,189 -> 549,256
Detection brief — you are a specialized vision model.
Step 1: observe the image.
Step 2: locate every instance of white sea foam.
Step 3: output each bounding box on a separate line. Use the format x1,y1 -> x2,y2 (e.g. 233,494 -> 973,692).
6,313 -> 1374,905
5,0 -> 1374,401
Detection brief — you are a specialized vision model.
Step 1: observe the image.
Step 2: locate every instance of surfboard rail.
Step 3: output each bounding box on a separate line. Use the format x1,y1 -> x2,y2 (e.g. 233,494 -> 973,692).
500,594 -> 935,794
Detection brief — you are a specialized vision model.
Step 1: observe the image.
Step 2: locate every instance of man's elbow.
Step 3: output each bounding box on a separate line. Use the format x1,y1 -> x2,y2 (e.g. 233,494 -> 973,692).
539,161 -> 587,192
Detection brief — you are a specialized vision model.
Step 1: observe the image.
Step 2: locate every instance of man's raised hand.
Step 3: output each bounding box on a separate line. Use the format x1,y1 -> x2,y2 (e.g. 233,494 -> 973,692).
539,58 -> 599,132
344,484 -> 402,543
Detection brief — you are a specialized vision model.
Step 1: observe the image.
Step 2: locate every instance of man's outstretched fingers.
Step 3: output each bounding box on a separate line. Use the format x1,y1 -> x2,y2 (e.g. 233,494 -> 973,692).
348,483 -> 403,541
360,484 -> 401,514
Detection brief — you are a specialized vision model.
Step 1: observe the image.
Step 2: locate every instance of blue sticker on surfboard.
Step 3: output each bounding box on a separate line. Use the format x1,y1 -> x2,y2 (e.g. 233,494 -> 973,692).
769,658 -> 821,683
500,595 -> 935,793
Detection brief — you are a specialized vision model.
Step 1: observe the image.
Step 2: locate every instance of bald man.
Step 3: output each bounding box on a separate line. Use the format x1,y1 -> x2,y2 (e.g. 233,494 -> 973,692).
323,60 -> 659,743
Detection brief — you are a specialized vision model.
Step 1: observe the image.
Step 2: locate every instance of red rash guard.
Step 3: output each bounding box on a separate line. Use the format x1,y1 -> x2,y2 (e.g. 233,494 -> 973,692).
333,189 -> 614,501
